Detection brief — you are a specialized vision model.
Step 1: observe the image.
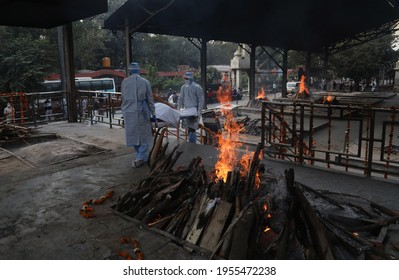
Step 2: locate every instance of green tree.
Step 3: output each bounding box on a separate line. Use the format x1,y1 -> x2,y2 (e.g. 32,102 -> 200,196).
329,35 -> 399,85
207,41 -> 237,65
0,27 -> 57,92
145,64 -> 163,93
163,77 -> 183,93
73,19 -> 108,70
207,66 -> 221,84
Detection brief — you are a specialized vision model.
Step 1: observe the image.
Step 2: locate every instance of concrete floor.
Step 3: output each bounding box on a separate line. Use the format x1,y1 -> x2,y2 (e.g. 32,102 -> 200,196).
1,96 -> 399,259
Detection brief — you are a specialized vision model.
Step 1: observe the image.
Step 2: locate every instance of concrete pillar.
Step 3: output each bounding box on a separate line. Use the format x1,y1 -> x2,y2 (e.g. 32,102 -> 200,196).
200,39 -> 207,108
124,19 -> 131,77
62,23 -> 77,123
249,45 -> 256,100
394,61 -> 399,92
282,49 -> 288,98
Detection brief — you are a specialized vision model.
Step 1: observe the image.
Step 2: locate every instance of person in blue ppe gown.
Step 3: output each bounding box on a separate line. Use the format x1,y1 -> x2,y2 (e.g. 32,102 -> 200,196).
121,62 -> 155,168
178,71 -> 204,143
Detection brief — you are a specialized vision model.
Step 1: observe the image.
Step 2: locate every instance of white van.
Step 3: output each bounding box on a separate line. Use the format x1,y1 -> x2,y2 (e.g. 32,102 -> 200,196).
286,81 -> 300,94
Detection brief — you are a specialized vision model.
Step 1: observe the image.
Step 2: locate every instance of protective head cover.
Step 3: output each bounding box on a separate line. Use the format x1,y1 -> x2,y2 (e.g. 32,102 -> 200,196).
183,71 -> 193,84
6,102 -> 10,108
129,62 -> 140,75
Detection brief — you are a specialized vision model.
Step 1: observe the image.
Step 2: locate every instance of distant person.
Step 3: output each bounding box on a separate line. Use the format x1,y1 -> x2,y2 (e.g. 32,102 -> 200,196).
168,91 -> 178,108
121,62 -> 155,168
63,97 -> 68,119
332,81 -> 337,91
92,99 -> 100,124
167,88 -> 173,98
178,71 -> 204,143
81,98 -> 88,118
3,102 -> 15,124
371,81 -> 376,92
44,98 -> 52,121
272,83 -> 277,93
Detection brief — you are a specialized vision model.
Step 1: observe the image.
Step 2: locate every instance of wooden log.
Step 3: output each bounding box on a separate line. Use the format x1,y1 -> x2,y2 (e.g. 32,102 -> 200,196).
185,194 -> 212,245
149,128 -> 167,170
350,216 -> 399,232
292,182 -> 335,259
296,182 -> 345,209
165,150 -> 183,172
368,225 -> 389,246
209,202 -> 253,259
228,205 -> 256,259
152,179 -> 185,201
369,201 -> 399,217
275,199 -> 296,259
199,200 -> 232,251
142,192 -> 192,224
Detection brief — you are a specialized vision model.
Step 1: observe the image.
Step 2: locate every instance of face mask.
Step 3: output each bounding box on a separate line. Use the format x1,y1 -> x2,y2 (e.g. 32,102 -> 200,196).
184,80 -> 191,85
7,104 -> 10,108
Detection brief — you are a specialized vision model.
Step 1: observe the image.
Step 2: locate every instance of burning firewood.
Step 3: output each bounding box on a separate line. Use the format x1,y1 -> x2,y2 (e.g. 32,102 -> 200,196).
113,125 -> 399,260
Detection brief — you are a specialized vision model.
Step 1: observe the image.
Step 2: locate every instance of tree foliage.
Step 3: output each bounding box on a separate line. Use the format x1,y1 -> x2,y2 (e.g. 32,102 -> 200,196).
0,27 -> 57,92
329,35 -> 399,83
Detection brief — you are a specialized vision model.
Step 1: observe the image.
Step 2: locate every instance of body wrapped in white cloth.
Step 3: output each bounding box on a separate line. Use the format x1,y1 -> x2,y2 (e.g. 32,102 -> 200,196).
153,103 -> 198,128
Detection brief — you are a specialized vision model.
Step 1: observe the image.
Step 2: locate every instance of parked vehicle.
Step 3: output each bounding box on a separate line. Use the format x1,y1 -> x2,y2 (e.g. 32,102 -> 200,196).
286,81 -> 300,94
206,84 -> 221,103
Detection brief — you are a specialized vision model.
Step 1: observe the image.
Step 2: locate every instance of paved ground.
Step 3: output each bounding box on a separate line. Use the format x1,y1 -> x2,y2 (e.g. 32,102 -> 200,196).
1,93 -> 399,260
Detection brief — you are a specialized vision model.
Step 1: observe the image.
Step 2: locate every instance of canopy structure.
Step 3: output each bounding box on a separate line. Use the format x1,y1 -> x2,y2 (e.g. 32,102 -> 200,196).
104,0 -> 399,52
0,0 -> 108,29
0,0 -> 109,122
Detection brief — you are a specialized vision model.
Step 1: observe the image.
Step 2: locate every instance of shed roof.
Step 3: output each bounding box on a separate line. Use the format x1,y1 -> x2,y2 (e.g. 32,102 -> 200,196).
0,0 -> 108,29
103,0 -> 399,52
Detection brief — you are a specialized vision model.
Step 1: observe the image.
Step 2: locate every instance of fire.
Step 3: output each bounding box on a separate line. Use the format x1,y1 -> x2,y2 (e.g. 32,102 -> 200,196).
298,75 -> 309,94
255,169 -> 261,189
216,85 -> 231,104
239,153 -> 252,178
256,86 -> 268,100
326,95 -> 333,102
214,108 -> 244,181
262,203 -> 272,233
214,83 -> 253,182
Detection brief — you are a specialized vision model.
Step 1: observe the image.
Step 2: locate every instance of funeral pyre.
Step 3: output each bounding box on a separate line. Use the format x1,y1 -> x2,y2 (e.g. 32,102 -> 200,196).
0,122 -> 33,142
114,88 -> 399,260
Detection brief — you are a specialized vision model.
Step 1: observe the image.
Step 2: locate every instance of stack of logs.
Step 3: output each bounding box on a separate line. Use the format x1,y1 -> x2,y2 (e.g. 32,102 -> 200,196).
114,127 -> 399,260
0,122 -> 32,142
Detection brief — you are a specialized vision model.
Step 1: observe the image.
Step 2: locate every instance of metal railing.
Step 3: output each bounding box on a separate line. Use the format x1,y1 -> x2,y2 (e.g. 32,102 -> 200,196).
1,90 -> 216,145
261,101 -> 399,180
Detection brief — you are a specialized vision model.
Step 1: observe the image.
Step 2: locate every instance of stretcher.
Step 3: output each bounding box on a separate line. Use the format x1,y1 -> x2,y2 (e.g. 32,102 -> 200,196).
151,103 -> 197,128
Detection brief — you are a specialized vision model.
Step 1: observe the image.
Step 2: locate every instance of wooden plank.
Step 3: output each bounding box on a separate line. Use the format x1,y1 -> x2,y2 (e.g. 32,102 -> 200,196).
369,225 -> 389,246
185,194 -> 210,245
199,200 -> 232,251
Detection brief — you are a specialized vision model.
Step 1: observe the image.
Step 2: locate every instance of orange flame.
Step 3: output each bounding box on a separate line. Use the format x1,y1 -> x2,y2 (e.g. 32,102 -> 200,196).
214,110 -> 244,181
214,85 -> 254,182
256,87 -> 268,100
299,75 -> 309,94
263,203 -> 272,233
216,86 -> 232,104
326,94 -> 333,102
239,153 -> 252,178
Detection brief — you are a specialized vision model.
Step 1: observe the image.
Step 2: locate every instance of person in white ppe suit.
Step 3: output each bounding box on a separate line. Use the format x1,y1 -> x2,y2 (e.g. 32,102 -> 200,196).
121,62 -> 156,168
178,72 -> 204,143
